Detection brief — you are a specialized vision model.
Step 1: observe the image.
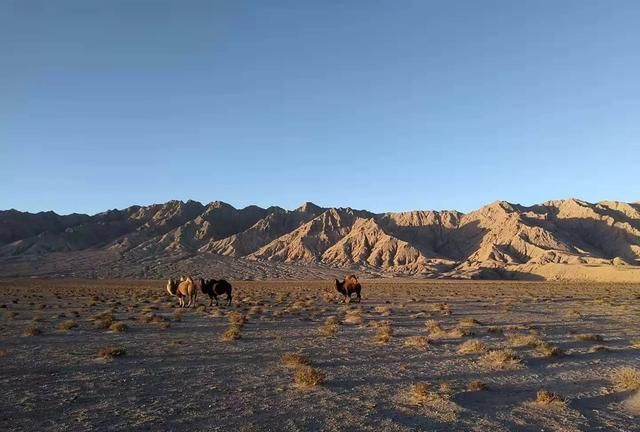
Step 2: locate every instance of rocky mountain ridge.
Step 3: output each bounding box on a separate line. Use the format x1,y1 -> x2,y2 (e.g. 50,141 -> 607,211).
2,198 -> 640,280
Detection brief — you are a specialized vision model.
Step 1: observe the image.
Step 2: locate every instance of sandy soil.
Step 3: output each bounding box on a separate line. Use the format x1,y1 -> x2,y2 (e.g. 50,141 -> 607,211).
1,279 -> 639,431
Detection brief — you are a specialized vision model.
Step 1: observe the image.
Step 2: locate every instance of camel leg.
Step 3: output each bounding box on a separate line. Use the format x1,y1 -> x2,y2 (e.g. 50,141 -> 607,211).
226,293 -> 232,307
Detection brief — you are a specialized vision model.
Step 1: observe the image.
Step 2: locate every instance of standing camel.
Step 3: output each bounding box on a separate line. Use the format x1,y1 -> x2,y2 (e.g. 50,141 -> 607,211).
166,276 -> 197,307
335,275 -> 362,303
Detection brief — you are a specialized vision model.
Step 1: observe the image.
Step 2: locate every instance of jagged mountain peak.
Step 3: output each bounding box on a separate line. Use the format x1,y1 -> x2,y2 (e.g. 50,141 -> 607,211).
3,197 -> 640,280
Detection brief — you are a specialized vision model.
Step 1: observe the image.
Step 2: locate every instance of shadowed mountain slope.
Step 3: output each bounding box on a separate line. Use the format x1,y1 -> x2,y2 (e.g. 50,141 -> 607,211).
2,198 -> 640,280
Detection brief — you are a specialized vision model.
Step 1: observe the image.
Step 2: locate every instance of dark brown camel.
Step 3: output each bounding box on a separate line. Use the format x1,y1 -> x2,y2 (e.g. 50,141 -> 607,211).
201,279 -> 233,307
335,275 -> 361,303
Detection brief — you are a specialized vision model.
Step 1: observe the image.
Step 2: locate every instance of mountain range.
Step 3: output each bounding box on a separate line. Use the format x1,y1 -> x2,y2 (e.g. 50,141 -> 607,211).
2,198 -> 640,281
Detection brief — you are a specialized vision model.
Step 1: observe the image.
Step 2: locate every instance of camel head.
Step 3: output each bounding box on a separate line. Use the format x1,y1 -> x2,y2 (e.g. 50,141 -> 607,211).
335,278 -> 346,295
166,279 -> 178,296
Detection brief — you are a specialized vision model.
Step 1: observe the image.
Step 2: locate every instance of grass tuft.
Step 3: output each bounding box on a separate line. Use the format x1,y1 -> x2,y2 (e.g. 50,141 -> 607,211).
98,346 -> 126,359
58,320 -> 78,331
109,322 -> 128,332
611,367 -> 640,391
478,349 -> 523,370
293,366 -> 326,388
457,339 -> 487,354
281,352 -> 311,369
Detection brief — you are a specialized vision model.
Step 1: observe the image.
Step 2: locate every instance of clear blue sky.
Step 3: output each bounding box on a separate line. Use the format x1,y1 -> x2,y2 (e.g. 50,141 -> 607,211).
1,1 -> 638,215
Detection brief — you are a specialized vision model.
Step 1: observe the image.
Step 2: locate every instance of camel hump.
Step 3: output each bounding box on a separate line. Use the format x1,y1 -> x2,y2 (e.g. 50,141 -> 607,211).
345,274 -> 359,284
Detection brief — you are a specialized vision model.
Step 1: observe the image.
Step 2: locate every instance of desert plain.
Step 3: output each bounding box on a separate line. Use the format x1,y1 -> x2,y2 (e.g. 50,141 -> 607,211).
1,278 -> 639,432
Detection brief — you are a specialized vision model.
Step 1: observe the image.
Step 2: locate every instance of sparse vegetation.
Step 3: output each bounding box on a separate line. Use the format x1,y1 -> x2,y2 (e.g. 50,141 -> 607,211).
535,389 -> 566,406
228,311 -> 246,327
375,321 -> 393,344
281,352 -> 310,369
1,279 -> 639,431
403,335 -> 430,348
457,339 -> 487,354
293,366 -> 326,388
611,367 -> 640,391
109,322 -> 128,332
23,324 -> 42,336
575,333 -> 604,342
505,333 -> 542,347
343,309 -> 363,325
536,341 -> 562,357
479,349 -> 523,370
98,346 -> 127,359
222,325 -> 241,341
467,380 -> 489,391
58,319 -> 78,330
320,318 -> 339,337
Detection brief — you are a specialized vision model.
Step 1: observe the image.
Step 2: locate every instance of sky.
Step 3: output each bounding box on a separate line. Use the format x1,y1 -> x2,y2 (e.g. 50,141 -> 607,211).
1,0 -> 639,215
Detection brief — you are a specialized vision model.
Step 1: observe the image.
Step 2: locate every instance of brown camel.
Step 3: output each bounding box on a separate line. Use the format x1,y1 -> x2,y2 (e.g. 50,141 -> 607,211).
166,276 -> 197,307
335,275 -> 362,303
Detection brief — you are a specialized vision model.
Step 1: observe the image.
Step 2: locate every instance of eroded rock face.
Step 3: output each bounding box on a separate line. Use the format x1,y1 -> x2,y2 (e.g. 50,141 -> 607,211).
2,198 -> 640,279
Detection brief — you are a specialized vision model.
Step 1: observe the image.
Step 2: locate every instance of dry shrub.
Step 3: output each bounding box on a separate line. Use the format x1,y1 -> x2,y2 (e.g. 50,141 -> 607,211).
98,346 -> 126,359
139,313 -> 155,323
23,325 -> 42,336
6,311 -> 18,320
222,325 -> 241,341
588,344 -> 608,353
94,312 -> 114,329
410,312 -> 428,319
399,383 -> 459,421
425,319 -> 447,338
343,310 -> 363,325
228,312 -> 246,327
293,366 -> 326,388
479,349 -> 523,370
58,320 -> 78,331
320,322 -> 338,337
247,306 -> 262,317
467,380 -> 489,391
281,352 -> 311,369
505,333 -> 542,347
457,339 -> 487,354
375,322 -> 393,344
631,340 -> 640,349
404,383 -> 432,405
151,314 -> 169,323
159,322 -> 171,330
611,367 -> 640,391
575,334 -> 603,342
535,389 -> 566,406
325,316 -> 339,326
448,326 -> 474,338
109,322 -> 128,333
458,318 -> 481,328
536,342 -> 562,357
403,336 -> 430,349
374,306 -> 392,316
432,303 -> 451,315
438,382 -> 453,395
